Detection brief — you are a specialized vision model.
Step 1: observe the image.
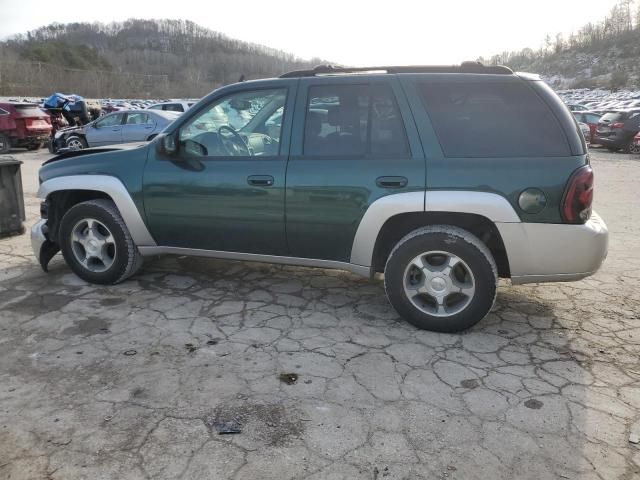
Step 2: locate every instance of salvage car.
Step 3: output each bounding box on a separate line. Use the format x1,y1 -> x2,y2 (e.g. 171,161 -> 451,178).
572,111 -> 601,144
594,109 -> 640,152
0,102 -> 52,153
578,122 -> 591,145
32,63 -> 608,332
51,109 -> 180,151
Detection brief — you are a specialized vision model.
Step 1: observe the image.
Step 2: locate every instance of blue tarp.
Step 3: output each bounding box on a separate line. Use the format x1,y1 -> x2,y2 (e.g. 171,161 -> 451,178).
43,93 -> 85,111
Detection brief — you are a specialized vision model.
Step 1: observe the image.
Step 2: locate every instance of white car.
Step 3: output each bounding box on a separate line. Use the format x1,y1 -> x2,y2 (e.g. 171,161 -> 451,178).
147,101 -> 195,113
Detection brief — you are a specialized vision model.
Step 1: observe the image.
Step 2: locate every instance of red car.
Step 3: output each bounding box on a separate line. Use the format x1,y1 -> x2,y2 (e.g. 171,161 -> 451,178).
632,131 -> 640,154
0,102 -> 52,154
573,111 -> 602,144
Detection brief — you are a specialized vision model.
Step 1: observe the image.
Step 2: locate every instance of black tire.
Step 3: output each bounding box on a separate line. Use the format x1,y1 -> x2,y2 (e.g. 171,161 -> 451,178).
58,199 -> 143,285
630,141 -> 640,155
623,140 -> 636,154
65,135 -> 87,150
0,133 -> 10,154
384,225 -> 497,332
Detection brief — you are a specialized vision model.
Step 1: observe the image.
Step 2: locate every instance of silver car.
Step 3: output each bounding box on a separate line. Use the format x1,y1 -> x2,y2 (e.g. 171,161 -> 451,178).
53,109 -> 181,151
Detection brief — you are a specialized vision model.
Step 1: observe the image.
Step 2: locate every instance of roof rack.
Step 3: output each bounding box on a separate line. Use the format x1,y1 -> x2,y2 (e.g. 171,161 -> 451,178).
280,62 -> 513,78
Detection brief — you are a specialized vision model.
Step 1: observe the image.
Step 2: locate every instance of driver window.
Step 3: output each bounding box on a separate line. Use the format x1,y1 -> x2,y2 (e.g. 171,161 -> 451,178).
179,88 -> 287,157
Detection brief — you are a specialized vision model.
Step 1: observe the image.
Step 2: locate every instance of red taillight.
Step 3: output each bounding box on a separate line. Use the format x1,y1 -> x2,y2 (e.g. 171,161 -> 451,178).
611,122 -> 625,129
562,165 -> 593,224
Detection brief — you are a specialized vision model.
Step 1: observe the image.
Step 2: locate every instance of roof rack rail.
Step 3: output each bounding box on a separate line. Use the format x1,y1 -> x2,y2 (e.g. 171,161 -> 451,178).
280,62 -> 513,78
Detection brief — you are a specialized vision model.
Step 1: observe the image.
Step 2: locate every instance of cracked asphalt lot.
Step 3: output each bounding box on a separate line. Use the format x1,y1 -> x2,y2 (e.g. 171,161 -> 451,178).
1,149 -> 639,480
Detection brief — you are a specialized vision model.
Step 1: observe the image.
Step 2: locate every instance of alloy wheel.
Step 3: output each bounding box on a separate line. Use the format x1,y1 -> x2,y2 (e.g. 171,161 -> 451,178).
67,138 -> 84,150
403,250 -> 476,317
70,218 -> 116,273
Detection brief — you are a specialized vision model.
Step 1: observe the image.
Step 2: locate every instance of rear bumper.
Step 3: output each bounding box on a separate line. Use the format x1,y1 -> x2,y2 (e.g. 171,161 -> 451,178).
13,134 -> 50,147
497,212 -> 609,285
595,134 -> 629,149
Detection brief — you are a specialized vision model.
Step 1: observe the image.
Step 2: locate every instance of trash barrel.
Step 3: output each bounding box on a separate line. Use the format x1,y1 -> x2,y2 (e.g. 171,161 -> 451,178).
0,156 -> 26,237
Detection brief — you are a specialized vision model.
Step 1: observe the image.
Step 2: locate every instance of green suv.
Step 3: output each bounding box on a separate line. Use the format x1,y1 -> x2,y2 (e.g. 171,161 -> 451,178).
31,63 -> 608,332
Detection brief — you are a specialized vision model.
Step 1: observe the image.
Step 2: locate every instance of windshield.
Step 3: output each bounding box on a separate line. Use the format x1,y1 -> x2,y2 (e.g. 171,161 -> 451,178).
600,112 -> 625,122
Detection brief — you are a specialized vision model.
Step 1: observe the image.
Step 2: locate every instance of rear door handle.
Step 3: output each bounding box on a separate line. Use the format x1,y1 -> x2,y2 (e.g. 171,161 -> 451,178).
376,176 -> 408,189
247,175 -> 274,187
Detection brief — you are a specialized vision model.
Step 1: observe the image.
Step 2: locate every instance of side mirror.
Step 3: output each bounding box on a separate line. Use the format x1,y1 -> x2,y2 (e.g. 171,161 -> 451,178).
184,139 -> 207,157
163,133 -> 177,154
156,132 -> 178,156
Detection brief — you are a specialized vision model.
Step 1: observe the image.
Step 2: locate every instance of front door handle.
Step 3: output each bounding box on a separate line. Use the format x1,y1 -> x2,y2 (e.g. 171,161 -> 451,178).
376,176 -> 408,189
247,175 -> 274,187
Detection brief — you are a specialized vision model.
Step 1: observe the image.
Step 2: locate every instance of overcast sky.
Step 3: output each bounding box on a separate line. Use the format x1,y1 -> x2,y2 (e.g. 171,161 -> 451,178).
0,0 -> 621,65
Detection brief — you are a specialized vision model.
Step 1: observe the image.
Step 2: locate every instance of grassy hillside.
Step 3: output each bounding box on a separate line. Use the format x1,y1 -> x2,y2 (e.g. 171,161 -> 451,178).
0,19 -> 322,97
501,29 -> 640,89
481,1 -> 640,89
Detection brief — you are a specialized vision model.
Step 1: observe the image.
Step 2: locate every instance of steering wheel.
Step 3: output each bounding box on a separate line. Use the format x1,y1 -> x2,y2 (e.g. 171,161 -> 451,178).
217,125 -> 251,156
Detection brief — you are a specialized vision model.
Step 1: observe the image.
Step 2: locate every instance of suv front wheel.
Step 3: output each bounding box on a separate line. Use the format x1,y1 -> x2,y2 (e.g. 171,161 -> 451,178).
59,199 -> 143,284
384,225 -> 497,332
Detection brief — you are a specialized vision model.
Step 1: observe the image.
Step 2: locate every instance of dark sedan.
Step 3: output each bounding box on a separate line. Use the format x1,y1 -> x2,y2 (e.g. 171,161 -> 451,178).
594,109 -> 640,153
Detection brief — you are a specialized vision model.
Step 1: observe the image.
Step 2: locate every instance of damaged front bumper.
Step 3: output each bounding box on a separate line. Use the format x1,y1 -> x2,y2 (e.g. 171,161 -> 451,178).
31,219 -> 59,271
31,219 -> 47,263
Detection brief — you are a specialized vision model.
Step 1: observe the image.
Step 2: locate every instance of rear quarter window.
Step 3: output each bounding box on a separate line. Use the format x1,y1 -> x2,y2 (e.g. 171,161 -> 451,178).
418,81 -> 571,157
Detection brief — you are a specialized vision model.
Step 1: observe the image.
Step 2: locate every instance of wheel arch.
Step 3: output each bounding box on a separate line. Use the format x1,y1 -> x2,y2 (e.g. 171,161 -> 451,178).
65,132 -> 87,144
350,190 -> 519,277
38,175 -> 156,247
371,211 -> 511,278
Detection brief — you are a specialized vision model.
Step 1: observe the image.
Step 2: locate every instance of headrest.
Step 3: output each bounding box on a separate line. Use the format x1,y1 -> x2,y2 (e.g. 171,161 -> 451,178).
305,110 -> 323,135
327,106 -> 340,127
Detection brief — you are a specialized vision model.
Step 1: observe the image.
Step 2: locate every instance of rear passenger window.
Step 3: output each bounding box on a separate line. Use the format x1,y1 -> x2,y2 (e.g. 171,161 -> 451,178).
418,82 -> 571,157
303,84 -> 408,157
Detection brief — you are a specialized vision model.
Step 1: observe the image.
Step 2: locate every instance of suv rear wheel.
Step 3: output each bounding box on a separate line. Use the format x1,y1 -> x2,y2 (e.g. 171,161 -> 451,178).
384,225 -> 497,332
58,199 -> 143,284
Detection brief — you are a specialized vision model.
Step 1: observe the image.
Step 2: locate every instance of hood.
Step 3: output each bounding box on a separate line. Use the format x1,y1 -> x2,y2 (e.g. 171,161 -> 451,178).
43,142 -> 148,166
55,124 -> 85,136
